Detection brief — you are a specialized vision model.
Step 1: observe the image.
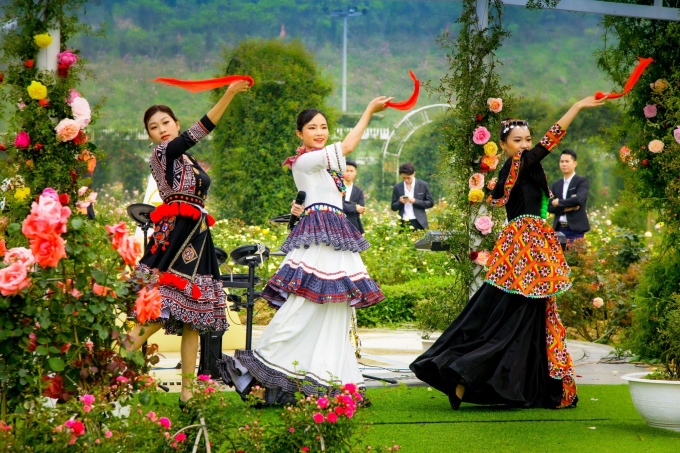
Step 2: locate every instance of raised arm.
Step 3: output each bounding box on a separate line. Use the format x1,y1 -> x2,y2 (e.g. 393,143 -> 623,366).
554,95 -> 606,131
341,96 -> 393,156
206,79 -> 251,125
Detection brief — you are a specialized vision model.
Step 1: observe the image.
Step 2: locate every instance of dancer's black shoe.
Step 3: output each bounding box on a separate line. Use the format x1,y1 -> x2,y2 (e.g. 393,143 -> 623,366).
448,392 -> 462,410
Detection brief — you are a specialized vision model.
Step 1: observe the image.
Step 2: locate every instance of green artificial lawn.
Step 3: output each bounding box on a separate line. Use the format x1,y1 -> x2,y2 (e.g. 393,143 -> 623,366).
156,385 -> 680,452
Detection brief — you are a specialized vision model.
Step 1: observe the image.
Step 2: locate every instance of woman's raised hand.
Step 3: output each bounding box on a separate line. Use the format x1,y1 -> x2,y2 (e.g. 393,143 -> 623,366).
367,96 -> 394,114
226,79 -> 252,95
574,95 -> 607,110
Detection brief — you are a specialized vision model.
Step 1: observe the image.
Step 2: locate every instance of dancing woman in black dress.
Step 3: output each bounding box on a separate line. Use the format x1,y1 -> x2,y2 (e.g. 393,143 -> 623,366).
125,79 -> 251,404
410,95 -> 605,409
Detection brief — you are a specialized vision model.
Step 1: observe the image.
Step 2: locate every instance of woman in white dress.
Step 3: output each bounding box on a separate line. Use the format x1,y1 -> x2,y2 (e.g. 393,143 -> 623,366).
219,96 -> 391,404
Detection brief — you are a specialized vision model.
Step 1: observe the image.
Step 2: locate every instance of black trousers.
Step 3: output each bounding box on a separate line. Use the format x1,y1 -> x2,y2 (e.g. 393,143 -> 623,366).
401,219 -> 424,231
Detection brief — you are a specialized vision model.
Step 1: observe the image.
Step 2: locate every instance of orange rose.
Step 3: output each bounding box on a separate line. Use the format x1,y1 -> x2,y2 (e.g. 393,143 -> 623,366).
117,236 -> 142,266
0,262 -> 31,296
135,287 -> 162,324
93,283 -> 117,298
487,97 -> 503,113
0,239 -> 6,257
105,222 -> 130,249
481,154 -> 500,171
30,233 -> 67,269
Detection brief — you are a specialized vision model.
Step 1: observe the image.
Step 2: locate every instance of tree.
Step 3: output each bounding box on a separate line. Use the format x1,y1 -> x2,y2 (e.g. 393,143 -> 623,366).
209,39 -> 333,224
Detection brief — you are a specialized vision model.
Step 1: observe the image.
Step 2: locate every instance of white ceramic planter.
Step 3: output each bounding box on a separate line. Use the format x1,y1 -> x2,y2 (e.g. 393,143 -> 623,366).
621,372 -> 680,431
421,339 -> 436,353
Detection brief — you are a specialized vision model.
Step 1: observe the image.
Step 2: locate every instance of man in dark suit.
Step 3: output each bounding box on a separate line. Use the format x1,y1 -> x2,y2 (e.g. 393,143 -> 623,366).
343,160 -> 366,234
391,162 -> 434,230
548,149 -> 590,242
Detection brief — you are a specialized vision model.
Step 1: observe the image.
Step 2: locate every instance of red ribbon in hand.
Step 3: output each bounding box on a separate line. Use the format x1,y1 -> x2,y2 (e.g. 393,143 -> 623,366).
154,75 -> 255,93
386,71 -> 420,110
595,57 -> 653,100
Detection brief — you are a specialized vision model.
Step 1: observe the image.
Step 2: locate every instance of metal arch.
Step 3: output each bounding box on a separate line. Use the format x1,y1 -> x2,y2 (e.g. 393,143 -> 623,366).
381,103 -> 452,184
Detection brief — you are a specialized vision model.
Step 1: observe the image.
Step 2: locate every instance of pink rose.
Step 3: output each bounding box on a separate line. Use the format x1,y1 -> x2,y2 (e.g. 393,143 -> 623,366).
197,374 -> 211,381
14,131 -> 30,148
22,194 -> 71,238
116,376 -> 129,383
57,50 -> 78,67
4,247 -> 35,268
117,235 -> 142,266
317,397 -> 329,409
71,97 -> 91,127
592,297 -> 604,308
55,118 -> 81,142
147,411 -> 157,422
326,412 -> 338,423
468,173 -> 484,190
159,417 -> 171,429
0,262 -> 31,296
174,433 -> 187,442
80,394 -> 95,405
673,127 -> 680,144
643,104 -> 657,118
474,250 -> 491,267
41,188 -> 59,202
474,216 -> 494,235
135,287 -> 161,324
78,186 -> 89,197
619,146 -> 631,162
312,413 -> 324,424
67,89 -> 82,105
342,383 -> 357,393
105,222 -> 130,249
105,431 -> 112,438
472,126 -> 491,145
487,177 -> 498,190
487,97 -> 503,113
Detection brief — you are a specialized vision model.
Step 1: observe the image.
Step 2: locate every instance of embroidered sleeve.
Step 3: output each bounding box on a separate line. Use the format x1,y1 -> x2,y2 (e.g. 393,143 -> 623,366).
165,115 -> 216,159
539,123 -> 567,151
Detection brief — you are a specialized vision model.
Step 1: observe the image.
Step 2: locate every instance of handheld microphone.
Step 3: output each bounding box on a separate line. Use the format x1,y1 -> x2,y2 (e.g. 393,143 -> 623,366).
288,191 -> 306,230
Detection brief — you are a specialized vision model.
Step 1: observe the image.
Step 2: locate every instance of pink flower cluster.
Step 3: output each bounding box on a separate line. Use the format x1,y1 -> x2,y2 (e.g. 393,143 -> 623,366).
64,419 -> 86,444
80,394 -> 95,412
54,95 -> 91,141
474,216 -> 494,235
20,189 -> 71,269
312,383 -> 363,425
105,221 -> 142,266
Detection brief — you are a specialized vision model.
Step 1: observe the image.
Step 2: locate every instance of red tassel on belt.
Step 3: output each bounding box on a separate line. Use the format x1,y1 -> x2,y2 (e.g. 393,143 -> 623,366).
150,202 -> 215,226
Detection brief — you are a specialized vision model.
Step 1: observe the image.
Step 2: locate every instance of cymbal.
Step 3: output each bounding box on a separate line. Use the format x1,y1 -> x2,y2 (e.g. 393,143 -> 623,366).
269,214 -> 291,225
230,244 -> 270,266
214,246 -> 228,266
127,203 -> 155,226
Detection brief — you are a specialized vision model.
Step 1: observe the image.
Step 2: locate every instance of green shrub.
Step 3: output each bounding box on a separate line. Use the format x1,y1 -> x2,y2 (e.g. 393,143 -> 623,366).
357,275 -> 463,328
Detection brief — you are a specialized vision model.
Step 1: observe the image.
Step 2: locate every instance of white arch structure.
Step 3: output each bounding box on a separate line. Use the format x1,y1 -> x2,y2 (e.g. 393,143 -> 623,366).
381,103 -> 452,184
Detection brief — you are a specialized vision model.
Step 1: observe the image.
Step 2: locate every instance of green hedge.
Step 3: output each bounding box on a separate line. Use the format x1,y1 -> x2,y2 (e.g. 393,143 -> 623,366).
357,275 -> 460,327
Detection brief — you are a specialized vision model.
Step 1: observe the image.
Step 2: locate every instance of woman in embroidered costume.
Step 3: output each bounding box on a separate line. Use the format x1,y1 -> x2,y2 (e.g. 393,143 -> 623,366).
218,97 -> 391,404
410,95 -> 606,410
125,80 -> 251,404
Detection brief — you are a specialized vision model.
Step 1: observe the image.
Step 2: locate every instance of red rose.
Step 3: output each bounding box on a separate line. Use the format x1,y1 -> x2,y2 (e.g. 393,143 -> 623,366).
59,193 -> 70,205
642,159 -> 649,167
34,143 -> 44,151
480,163 -> 490,173
42,374 -> 64,399
475,114 -> 483,122
73,131 -> 88,145
25,59 -> 34,68
0,143 -> 6,151
60,342 -> 71,354
38,99 -> 50,108
469,251 -> 479,261
0,71 -> 4,83
57,63 -> 69,77
70,170 -> 78,182
27,332 -> 37,352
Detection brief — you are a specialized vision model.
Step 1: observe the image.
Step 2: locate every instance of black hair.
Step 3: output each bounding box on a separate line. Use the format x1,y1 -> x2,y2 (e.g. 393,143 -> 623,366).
296,108 -> 328,132
499,118 -> 531,142
346,159 -> 358,169
399,162 -> 415,175
561,149 -> 577,161
143,105 -> 179,132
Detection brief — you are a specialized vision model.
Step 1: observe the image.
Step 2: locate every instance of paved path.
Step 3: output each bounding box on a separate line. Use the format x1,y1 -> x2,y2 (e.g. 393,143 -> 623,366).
150,327 -> 652,392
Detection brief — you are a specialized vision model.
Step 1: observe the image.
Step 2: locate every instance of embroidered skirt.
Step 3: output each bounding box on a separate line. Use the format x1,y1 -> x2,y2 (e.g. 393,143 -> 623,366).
134,202 -> 227,335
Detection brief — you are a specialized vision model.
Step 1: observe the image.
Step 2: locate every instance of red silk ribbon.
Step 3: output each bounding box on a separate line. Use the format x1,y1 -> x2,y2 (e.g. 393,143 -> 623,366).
154,75 -> 255,93
386,71 -> 420,110
595,57 -> 654,100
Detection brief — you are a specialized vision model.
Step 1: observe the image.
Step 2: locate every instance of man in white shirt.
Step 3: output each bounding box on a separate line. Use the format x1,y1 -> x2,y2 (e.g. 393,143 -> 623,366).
548,149 -> 591,243
391,162 -> 434,230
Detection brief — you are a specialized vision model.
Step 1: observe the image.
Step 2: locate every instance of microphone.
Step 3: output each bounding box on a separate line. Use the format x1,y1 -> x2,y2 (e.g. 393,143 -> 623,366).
288,191 -> 306,230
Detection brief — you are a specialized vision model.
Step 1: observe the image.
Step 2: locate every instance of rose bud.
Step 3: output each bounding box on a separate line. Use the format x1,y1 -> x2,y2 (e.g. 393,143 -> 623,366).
38,99 -> 50,108
34,143 -> 44,151
0,143 -> 6,151
57,63 -> 69,77
642,159 -> 649,167
475,114 -> 483,122
0,71 -> 4,83
25,59 -> 34,68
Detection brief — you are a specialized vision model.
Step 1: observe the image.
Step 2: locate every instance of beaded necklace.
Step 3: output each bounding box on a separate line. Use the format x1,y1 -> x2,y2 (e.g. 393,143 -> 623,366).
326,143 -> 346,197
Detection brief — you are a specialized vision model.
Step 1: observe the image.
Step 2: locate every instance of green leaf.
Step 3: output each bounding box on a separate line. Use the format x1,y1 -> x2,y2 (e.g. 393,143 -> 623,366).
98,328 -> 109,340
8,223 -> 21,234
91,269 -> 107,283
36,345 -> 48,355
138,391 -> 151,406
71,218 -> 83,230
47,357 -> 65,372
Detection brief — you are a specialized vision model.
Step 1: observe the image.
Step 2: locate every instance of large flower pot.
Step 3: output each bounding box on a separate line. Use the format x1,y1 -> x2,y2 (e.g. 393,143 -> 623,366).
421,339 -> 436,353
621,372 -> 680,431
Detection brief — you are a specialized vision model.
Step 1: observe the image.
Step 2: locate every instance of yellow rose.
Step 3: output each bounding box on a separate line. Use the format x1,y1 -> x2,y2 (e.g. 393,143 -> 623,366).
34,33 -> 53,49
27,81 -> 48,100
468,188 -> 484,203
14,187 -> 30,201
483,141 -> 498,156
